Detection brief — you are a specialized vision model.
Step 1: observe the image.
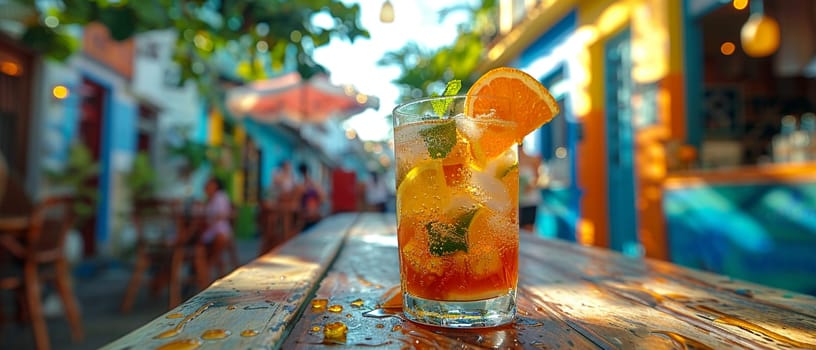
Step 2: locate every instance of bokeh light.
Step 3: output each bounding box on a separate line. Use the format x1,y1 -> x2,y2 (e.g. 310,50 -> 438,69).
720,41 -> 736,56
52,85 -> 69,99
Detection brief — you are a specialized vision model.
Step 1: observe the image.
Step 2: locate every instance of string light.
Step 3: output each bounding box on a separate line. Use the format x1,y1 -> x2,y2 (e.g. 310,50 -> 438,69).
380,0 -> 394,23
740,0 -> 779,57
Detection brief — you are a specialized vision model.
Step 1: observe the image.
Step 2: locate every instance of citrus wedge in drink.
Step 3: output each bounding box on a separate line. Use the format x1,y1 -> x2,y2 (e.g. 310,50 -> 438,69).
463,67 -> 560,161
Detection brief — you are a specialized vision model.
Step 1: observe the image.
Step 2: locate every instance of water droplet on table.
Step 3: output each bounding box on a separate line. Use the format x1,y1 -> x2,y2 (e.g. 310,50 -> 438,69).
311,299 -> 328,311
201,329 -> 230,340
155,339 -> 202,350
240,329 -> 259,337
324,322 -> 348,344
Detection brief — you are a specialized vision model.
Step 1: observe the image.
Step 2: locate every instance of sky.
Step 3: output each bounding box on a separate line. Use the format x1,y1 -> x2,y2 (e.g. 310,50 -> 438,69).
313,0 -> 477,142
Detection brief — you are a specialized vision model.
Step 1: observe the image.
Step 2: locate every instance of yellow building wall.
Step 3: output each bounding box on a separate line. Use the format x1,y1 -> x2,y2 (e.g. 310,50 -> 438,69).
571,0 -> 683,259
482,0 -> 687,259
208,108 -> 246,204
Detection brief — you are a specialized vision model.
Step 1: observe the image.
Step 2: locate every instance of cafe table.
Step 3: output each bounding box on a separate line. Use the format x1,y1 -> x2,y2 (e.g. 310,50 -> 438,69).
103,213 -> 816,349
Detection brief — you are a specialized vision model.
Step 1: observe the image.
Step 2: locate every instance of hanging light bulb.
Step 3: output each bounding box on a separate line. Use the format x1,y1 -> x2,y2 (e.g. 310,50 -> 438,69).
380,0 -> 395,23
740,0 -> 780,57
741,13 -> 780,57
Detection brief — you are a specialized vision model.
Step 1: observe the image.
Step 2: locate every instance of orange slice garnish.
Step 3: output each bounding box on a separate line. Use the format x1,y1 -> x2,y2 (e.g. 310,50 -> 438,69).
465,67 -> 560,142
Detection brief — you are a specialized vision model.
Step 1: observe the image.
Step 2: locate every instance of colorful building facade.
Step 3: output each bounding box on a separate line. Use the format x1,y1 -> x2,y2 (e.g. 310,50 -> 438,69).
482,0 -> 684,259
482,0 -> 816,294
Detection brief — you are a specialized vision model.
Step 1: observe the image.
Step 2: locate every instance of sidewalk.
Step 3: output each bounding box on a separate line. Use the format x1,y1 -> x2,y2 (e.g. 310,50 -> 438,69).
0,237 -> 261,350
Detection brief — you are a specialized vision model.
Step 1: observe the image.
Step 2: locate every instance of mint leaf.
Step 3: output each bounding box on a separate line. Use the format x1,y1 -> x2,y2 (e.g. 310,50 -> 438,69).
443,80 -> 462,96
427,209 -> 478,256
419,120 -> 456,159
431,80 -> 462,116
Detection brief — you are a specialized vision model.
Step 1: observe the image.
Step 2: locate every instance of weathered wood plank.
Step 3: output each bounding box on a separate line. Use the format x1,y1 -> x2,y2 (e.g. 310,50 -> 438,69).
550,238 -> 816,315
282,213 -> 599,349
101,213 -> 359,350
521,238 -> 816,349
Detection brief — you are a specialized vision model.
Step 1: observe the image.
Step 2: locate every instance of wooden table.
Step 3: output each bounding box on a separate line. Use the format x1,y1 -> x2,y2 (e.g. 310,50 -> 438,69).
103,213 -> 816,349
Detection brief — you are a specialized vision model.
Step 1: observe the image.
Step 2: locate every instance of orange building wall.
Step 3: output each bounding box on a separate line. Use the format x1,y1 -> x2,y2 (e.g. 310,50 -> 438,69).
573,0 -> 682,259
480,0 -> 687,259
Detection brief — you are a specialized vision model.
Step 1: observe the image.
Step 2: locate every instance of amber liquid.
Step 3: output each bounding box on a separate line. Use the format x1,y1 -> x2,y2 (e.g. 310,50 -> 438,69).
395,117 -> 519,302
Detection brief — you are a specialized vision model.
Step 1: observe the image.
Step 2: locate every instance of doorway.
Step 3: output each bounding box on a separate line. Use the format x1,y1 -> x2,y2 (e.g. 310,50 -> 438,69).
538,67 -> 580,241
604,28 -> 640,254
0,36 -> 33,181
78,78 -> 107,256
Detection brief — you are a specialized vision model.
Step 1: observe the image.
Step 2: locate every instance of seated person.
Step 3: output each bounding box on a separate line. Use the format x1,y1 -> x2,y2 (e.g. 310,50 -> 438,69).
271,160 -> 296,205
296,163 -> 325,231
200,177 -> 233,276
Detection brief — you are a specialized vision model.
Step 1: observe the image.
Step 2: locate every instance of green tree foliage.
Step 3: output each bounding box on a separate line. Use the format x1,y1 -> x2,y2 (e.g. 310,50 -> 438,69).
14,0 -> 369,94
125,151 -> 158,201
43,143 -> 100,223
378,0 -> 497,101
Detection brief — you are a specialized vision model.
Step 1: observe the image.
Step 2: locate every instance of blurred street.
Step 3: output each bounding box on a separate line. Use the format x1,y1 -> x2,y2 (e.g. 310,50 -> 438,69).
1,238 -> 260,350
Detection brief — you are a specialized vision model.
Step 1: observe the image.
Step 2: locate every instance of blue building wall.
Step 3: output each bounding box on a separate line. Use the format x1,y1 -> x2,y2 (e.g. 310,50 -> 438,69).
241,119 -> 297,193
81,70 -> 138,251
664,181 -> 816,295
512,11 -> 580,241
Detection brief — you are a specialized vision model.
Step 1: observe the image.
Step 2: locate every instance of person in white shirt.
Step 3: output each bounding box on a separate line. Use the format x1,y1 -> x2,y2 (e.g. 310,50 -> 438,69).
365,171 -> 388,212
201,177 -> 232,244
271,160 -> 296,202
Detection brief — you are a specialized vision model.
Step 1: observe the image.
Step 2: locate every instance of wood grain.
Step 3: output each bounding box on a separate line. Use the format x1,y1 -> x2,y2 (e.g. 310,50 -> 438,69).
101,213 -> 359,350
103,213 -> 816,349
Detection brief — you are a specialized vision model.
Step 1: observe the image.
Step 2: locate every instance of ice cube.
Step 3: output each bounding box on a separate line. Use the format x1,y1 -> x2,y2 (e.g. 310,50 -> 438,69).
483,147 -> 518,177
443,193 -> 480,218
469,170 -> 511,214
395,139 -> 427,182
455,115 -> 483,143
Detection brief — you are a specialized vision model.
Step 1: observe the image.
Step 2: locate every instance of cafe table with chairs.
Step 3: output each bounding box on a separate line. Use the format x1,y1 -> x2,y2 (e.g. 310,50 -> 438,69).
0,195 -> 84,350
102,212 -> 816,349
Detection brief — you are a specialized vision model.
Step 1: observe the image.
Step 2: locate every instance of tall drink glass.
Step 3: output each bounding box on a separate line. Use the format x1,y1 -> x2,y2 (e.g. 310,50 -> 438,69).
392,95 -> 519,328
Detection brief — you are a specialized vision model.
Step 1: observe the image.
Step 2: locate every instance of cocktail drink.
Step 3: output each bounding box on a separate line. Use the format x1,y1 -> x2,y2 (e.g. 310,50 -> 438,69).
392,68 -> 559,328
393,95 -> 519,327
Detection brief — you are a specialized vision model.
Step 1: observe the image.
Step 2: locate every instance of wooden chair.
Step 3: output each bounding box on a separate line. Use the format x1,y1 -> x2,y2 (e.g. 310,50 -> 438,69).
191,204 -> 242,287
120,199 -> 187,312
168,200 -> 245,307
167,207 -> 208,308
257,200 -> 299,255
0,196 -> 83,350
121,199 -> 225,310
257,201 -> 280,255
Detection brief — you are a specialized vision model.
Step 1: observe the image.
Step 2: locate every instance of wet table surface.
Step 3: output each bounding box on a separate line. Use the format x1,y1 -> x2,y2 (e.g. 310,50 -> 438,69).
103,213 -> 816,349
